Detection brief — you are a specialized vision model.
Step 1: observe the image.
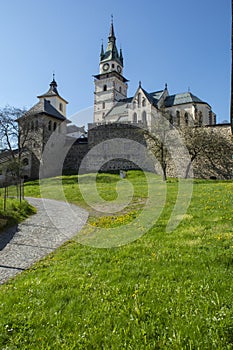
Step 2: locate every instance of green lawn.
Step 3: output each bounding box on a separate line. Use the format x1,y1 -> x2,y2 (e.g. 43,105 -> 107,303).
0,171 -> 233,349
0,192 -> 36,231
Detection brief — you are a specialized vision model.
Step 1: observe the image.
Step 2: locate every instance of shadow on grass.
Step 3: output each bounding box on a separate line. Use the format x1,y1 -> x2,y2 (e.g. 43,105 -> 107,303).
0,224 -> 18,250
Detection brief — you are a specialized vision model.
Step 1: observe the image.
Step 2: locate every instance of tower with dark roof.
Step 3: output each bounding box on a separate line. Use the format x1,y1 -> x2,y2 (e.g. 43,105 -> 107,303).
17,77 -> 69,178
93,19 -> 128,123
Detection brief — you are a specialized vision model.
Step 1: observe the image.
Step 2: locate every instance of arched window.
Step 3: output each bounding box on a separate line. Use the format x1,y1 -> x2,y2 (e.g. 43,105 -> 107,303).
198,111 -> 203,126
133,113 -> 137,123
103,85 -> 107,91
22,158 -> 29,166
59,103 -> 63,112
142,111 -> 147,125
184,112 -> 189,125
48,120 -> 52,131
142,98 -> 146,107
169,114 -> 173,126
209,111 -> 213,125
133,100 -> 136,109
176,111 -> 180,126
138,93 -> 141,107
119,86 -> 122,93
102,102 -> 105,109
53,122 -> 57,131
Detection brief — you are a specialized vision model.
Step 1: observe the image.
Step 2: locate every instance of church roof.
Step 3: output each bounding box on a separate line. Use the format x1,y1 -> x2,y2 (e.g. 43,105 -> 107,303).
164,92 -> 207,107
104,88 -> 209,122
105,98 -> 132,119
24,99 -> 66,121
144,89 -> 164,107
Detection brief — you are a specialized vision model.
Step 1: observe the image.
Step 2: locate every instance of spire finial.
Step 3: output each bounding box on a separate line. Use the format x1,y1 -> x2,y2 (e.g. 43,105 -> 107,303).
165,83 -> 168,90
50,72 -> 57,88
139,81 -> 142,88
109,15 -> 115,40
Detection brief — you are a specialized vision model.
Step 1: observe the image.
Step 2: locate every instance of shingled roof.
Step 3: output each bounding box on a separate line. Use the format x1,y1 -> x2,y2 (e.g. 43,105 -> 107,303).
105,98 -> 132,119
23,99 -> 66,121
164,92 -> 207,107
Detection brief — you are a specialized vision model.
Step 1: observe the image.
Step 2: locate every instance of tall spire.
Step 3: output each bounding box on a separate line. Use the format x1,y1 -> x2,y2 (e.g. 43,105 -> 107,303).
100,39 -> 104,60
108,14 -> 116,42
119,47 -> 123,65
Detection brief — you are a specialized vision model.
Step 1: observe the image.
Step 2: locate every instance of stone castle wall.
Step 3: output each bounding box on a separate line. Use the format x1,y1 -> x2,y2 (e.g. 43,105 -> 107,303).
22,122 -> 232,180
64,122 -> 232,179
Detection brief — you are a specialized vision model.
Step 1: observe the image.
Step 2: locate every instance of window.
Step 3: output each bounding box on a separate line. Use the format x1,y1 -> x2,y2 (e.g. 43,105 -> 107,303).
142,98 -> 146,107
22,158 -> 29,166
119,86 -> 122,93
59,103 -> 63,112
112,64 -> 115,68
184,112 -> 189,125
31,121 -> 34,131
209,111 -> 213,125
48,120 -> 52,131
198,111 -> 203,126
138,93 -> 141,107
102,102 -> 105,109
142,111 -> 147,125
176,111 -> 180,126
169,114 -> 173,126
133,113 -> 137,123
53,122 -> 57,131
103,84 -> 107,91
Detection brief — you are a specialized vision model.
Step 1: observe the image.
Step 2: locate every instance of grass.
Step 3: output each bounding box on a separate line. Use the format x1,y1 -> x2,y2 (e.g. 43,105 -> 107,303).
0,193 -> 36,231
0,171 -> 233,349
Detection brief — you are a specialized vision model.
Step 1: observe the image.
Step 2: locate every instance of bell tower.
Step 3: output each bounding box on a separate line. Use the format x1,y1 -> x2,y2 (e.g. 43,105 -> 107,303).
93,18 -> 128,123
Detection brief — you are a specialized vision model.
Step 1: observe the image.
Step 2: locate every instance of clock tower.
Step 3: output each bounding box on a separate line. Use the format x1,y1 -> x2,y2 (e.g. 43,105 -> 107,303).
93,19 -> 128,123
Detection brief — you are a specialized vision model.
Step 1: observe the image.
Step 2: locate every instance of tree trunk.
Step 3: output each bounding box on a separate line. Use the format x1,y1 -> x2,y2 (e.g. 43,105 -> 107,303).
185,160 -> 192,179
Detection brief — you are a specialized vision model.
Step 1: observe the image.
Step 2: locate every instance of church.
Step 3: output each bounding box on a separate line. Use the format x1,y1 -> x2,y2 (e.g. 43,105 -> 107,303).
93,20 -> 216,128
0,20 -> 231,182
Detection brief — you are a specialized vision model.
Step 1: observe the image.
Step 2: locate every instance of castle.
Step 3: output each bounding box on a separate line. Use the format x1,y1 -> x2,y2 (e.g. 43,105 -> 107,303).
0,20 -> 231,181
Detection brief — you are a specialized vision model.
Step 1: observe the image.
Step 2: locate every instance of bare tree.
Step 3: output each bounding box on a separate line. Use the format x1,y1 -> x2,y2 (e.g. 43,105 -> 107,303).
144,108 -> 172,181
0,106 -> 27,202
181,125 -> 233,179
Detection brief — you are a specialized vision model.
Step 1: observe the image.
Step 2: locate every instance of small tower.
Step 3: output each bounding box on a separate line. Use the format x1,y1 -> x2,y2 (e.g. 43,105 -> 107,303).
17,77 -> 68,179
93,18 -> 128,123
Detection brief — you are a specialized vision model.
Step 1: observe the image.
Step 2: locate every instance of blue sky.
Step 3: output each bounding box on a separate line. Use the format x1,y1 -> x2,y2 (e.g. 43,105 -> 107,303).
0,0 -> 231,126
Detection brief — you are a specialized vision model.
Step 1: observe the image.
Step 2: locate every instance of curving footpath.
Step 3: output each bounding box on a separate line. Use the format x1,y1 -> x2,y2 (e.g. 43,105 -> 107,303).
0,197 -> 89,284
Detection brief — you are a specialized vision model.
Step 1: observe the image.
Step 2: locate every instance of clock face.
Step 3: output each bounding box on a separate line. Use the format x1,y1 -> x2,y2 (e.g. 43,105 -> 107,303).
117,65 -> 122,73
103,63 -> 109,71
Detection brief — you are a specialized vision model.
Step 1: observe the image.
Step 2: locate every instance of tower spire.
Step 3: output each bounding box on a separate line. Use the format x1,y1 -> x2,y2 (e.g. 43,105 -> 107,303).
108,14 -> 116,42
100,39 -> 104,60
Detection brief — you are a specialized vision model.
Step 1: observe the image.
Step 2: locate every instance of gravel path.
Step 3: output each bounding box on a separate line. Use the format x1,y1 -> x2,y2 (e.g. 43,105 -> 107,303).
0,197 -> 89,284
